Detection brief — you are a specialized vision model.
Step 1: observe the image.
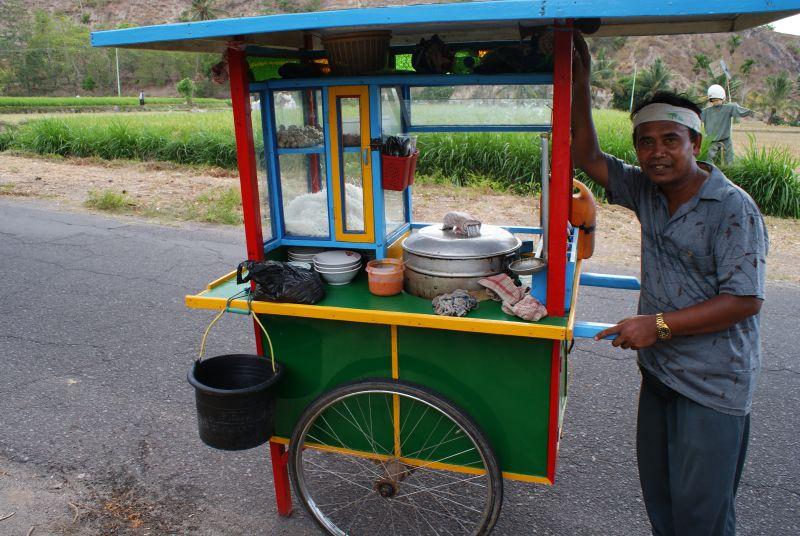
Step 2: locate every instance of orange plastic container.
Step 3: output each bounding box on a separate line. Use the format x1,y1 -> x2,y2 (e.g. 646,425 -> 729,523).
365,258 -> 404,296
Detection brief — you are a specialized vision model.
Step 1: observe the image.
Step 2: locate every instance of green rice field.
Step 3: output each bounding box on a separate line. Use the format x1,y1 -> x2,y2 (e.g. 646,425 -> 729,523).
1,108 -> 798,218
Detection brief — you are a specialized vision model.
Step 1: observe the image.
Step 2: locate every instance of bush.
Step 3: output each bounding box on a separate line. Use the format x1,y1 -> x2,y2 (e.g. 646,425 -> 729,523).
176,78 -> 196,105
725,141 -> 800,218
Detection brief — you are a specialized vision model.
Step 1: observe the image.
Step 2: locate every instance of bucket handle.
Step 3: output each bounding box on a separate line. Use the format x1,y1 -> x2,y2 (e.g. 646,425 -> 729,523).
198,291 -> 277,373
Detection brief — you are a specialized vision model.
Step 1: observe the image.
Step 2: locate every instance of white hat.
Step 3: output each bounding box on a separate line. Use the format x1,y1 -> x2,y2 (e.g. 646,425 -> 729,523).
707,84 -> 726,100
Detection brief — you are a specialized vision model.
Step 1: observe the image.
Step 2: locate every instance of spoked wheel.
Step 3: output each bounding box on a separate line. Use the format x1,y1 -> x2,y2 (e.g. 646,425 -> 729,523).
288,379 -> 503,536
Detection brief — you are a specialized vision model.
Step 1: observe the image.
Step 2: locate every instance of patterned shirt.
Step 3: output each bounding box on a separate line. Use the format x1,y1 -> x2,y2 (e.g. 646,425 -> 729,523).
605,155 -> 768,415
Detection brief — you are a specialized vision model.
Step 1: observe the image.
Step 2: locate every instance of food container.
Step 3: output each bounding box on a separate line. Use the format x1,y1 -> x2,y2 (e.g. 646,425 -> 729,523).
366,258 -> 404,296
509,257 -> 547,305
402,224 -> 521,299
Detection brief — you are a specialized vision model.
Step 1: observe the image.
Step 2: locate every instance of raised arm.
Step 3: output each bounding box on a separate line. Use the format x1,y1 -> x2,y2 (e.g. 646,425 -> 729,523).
571,32 -> 609,189
732,102 -> 753,118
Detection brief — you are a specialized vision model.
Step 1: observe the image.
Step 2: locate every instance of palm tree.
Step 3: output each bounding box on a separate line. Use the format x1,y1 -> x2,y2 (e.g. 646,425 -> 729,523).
184,0 -> 220,22
753,72 -> 793,124
692,54 -> 711,75
590,48 -> 618,91
181,0 -> 222,80
635,58 -> 673,102
727,34 -> 742,57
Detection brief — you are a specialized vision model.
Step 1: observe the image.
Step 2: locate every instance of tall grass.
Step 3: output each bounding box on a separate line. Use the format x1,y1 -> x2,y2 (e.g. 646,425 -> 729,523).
2,109 -> 799,218
726,142 -> 800,218
0,96 -> 229,108
5,113 -> 246,169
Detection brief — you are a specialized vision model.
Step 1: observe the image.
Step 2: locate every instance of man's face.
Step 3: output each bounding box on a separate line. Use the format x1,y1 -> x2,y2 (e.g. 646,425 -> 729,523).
633,120 -> 701,187
710,98 -> 723,106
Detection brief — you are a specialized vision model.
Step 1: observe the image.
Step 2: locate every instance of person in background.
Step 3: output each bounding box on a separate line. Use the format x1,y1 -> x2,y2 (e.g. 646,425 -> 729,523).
139,91 -> 145,107
701,84 -> 752,166
571,32 -> 768,536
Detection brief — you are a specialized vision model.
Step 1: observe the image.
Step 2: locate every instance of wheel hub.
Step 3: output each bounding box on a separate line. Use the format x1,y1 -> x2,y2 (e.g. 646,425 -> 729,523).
374,459 -> 409,498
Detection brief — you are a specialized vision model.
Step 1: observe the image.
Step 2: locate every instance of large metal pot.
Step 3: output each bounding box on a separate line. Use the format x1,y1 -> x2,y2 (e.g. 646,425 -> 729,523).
402,224 -> 521,299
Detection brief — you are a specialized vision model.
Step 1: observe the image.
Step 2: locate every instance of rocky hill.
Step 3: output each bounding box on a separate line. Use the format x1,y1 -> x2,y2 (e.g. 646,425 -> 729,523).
15,0 -> 800,97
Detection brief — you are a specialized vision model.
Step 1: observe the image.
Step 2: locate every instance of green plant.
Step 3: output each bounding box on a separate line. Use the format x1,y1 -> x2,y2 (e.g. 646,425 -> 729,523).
176,78 -> 196,105
80,13 -> 90,24
84,189 -> 134,211
725,139 -> 800,218
81,75 -> 96,92
186,187 -> 242,224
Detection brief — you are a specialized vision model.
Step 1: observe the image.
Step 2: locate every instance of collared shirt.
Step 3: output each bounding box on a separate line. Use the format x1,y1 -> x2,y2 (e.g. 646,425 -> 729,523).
701,103 -> 751,142
605,154 -> 769,415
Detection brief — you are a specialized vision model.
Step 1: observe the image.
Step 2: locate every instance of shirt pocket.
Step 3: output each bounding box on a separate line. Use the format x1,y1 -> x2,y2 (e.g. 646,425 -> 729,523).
681,249 -> 716,277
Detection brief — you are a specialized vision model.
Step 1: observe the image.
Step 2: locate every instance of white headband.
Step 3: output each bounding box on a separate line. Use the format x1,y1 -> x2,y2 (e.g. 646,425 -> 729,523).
632,103 -> 702,134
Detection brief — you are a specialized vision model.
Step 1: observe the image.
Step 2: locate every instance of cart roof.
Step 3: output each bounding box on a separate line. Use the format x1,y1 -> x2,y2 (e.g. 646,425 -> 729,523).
92,0 -> 800,53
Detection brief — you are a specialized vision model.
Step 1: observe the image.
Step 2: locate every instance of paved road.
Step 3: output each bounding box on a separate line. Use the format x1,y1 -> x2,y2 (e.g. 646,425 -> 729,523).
0,199 -> 797,535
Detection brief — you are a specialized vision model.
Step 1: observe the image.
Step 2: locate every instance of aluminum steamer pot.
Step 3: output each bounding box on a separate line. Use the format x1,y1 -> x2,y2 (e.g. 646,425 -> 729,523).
401,224 -> 522,299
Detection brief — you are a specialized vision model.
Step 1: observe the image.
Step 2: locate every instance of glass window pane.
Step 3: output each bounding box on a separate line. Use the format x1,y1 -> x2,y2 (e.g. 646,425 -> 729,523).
280,153 -> 329,237
251,95 -> 273,241
409,85 -> 552,126
338,97 -> 361,147
274,89 -> 323,148
380,86 -> 404,136
384,189 -> 405,237
340,151 -> 365,234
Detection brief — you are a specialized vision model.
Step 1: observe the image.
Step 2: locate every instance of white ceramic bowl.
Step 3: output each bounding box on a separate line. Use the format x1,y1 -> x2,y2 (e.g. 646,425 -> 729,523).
313,250 -> 361,267
314,259 -> 361,271
315,262 -> 362,274
319,265 -> 361,285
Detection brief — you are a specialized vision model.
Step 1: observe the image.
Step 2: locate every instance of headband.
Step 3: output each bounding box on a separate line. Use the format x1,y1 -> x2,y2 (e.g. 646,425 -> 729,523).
632,103 -> 702,134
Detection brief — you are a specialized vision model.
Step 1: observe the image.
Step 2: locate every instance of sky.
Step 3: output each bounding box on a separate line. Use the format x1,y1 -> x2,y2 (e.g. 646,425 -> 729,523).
773,14 -> 800,36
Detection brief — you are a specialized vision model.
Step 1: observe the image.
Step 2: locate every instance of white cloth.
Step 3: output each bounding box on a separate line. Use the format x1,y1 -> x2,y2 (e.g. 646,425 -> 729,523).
632,103 -> 702,134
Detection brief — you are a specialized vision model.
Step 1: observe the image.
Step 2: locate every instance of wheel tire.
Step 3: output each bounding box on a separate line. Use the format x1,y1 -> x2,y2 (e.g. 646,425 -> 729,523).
288,378 -> 503,535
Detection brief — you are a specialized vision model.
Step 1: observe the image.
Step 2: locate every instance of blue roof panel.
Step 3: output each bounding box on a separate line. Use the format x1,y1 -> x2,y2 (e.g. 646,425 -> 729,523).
91,0 -> 800,53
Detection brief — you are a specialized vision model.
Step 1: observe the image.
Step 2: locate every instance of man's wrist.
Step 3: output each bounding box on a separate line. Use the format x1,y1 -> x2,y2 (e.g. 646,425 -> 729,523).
655,313 -> 672,340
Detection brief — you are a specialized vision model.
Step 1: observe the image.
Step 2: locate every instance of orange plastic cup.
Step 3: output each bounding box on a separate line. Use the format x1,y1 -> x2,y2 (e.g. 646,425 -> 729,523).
365,258 -> 404,296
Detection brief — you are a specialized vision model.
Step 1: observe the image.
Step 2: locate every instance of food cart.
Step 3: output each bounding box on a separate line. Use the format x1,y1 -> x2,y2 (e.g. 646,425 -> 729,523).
92,2 -> 799,534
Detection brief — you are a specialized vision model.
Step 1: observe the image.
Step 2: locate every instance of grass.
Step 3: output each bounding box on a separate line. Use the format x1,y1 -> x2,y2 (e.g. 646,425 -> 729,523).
725,140 -> 800,219
184,187 -> 243,225
2,108 -> 799,218
84,189 -> 134,211
0,96 -> 230,109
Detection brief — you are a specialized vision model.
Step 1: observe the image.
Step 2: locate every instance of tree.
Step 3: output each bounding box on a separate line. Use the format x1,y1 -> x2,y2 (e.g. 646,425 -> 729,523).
590,48 -> 618,91
752,72 -> 793,124
182,0 -> 220,22
692,54 -> 711,75
177,77 -> 196,105
727,34 -> 742,57
635,58 -> 673,102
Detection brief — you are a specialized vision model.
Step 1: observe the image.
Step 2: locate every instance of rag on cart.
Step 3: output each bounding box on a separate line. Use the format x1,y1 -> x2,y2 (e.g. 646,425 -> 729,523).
478,273 -> 547,321
442,211 -> 482,238
431,289 -> 478,317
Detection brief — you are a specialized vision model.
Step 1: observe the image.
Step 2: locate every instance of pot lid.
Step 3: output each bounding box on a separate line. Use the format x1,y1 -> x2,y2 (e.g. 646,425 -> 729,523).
402,224 -> 521,259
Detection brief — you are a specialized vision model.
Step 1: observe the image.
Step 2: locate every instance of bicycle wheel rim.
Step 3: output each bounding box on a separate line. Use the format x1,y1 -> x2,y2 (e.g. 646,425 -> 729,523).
289,380 -> 502,536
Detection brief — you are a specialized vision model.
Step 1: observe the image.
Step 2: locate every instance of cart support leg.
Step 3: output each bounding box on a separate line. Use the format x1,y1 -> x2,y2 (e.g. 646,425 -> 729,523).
270,441 -> 293,517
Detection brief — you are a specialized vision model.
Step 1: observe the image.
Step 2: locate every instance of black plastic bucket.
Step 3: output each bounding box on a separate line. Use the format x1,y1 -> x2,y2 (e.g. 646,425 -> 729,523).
188,354 -> 283,451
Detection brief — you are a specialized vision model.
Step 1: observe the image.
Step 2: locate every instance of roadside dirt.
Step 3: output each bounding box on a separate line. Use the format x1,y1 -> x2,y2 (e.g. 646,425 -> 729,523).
0,152 -> 797,283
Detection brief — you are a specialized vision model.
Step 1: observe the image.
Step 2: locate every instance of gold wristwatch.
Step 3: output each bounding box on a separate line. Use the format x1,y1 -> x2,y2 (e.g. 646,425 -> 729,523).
655,313 -> 672,341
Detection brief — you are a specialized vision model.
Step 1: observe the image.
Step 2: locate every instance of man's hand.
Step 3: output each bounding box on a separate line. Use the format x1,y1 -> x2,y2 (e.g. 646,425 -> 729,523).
595,315 -> 658,350
572,31 -> 591,88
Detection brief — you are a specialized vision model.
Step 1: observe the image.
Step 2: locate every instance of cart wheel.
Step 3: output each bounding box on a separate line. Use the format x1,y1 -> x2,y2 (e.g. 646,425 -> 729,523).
288,379 -> 503,536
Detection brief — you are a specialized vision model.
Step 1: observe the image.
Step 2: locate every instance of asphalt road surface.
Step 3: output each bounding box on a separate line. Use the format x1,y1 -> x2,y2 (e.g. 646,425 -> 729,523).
1,198 -> 797,535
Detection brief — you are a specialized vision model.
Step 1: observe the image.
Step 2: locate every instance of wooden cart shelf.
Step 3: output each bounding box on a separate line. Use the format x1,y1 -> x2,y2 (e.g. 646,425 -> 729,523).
186,270 -> 572,340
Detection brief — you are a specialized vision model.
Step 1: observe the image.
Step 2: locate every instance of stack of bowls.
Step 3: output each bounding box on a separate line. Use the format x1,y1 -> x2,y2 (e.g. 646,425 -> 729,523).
287,247 -> 327,263
313,250 -> 362,285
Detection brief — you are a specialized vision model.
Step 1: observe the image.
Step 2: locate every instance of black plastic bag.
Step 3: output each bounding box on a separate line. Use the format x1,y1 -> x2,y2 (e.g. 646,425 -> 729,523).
236,260 -> 325,304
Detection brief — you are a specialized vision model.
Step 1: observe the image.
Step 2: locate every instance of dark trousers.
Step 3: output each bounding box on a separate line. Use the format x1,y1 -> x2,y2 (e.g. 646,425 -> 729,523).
637,369 -> 750,536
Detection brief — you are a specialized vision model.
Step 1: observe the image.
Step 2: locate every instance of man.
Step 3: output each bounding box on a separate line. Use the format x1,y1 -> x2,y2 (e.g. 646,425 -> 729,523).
571,33 -> 768,536
701,84 -> 752,166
